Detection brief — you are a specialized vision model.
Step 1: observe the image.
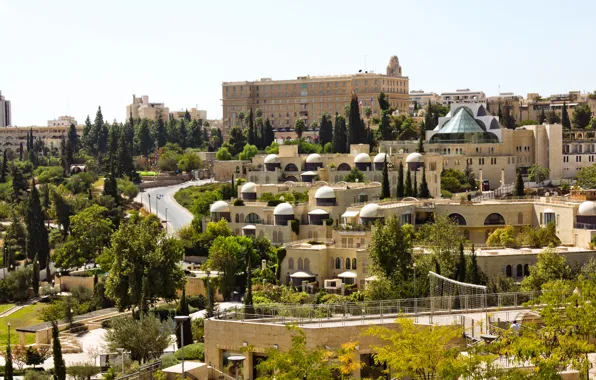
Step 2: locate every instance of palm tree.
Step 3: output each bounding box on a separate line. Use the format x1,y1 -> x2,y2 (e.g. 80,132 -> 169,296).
238,111 -> 245,129
295,119 -> 305,140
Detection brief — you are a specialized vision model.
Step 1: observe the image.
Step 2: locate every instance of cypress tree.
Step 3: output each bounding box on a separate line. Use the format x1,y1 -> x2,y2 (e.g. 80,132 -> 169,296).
64,136 -> 74,174
497,102 -> 503,121
244,254 -> 253,314
175,288 -> 193,347
32,253 -> 40,297
67,123 -> 79,154
515,170 -> 524,196
538,108 -> 546,124
184,109 -> 191,121
5,324 -> 13,380
178,119 -> 188,149
456,242 -> 466,283
397,161 -> 405,198
405,169 -> 412,197
119,123 -> 135,179
348,92 -> 365,145
379,110 -> 392,140
52,323 -> 66,380
419,166 -> 430,198
0,149 -> 7,183
413,171 -> 418,197
424,101 -> 434,130
417,124 -> 425,153
247,108 -> 256,146
318,113 -> 333,146
264,118 -> 275,148
486,101 -> 491,113
381,155 -> 390,199
136,119 -> 153,156
467,245 -> 482,285
103,172 -> 119,202
377,92 -> 390,112
332,115 -> 348,154
82,115 -> 93,153
25,180 -> 50,271
562,101 -> 571,129
153,119 -> 167,148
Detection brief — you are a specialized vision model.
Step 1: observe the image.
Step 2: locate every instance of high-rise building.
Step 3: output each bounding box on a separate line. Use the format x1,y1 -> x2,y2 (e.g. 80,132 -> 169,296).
0,91 -> 12,127
221,55 -> 409,136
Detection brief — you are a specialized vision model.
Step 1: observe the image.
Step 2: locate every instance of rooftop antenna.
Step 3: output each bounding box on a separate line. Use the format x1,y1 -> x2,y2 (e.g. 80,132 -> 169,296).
364,55 -> 367,72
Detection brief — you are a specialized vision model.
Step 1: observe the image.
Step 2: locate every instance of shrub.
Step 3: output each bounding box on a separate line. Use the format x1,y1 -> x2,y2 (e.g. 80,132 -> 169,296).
233,199 -> 245,206
160,354 -> 179,369
187,295 -> 206,309
101,319 -> 112,329
323,218 -> 334,226
174,343 -> 204,361
441,190 -> 452,199
267,200 -> 282,207
290,219 -> 300,235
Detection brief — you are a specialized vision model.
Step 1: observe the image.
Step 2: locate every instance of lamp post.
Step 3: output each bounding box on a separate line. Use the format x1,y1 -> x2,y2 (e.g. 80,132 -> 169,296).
228,355 -> 246,380
413,262 -> 417,314
175,315 -> 190,379
147,193 -> 152,213
165,208 -> 169,233
116,348 -> 124,376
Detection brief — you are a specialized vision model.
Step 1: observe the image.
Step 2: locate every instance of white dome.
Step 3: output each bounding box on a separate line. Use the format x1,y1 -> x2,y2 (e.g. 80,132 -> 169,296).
374,152 -> 390,163
360,203 -> 380,218
264,154 -> 280,164
308,209 -> 330,215
210,200 -> 230,213
273,202 -> 294,216
406,152 -> 423,163
242,225 -> 256,230
301,171 -> 316,176
354,153 -> 371,163
578,201 -> 596,216
315,186 -> 336,199
241,182 -> 257,193
306,153 -> 322,163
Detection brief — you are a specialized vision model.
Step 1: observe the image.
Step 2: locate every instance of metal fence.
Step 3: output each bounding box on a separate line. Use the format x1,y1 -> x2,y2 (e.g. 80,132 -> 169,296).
115,360 -> 161,380
216,291 -> 539,325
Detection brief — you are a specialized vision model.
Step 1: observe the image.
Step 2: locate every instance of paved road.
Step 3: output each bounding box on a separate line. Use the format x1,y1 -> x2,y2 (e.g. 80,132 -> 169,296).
135,179 -> 213,233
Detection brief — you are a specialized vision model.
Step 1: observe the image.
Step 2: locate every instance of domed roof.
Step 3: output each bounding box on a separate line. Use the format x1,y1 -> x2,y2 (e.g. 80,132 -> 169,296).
315,186 -> 336,199
240,182 -> 257,193
264,154 -> 280,164
354,153 -> 371,163
308,209 -> 330,215
360,203 -> 380,218
210,200 -> 230,213
242,224 -> 256,230
406,152 -> 423,163
578,201 -> 596,216
273,202 -> 294,215
301,171 -> 316,176
306,153 -> 322,163
374,152 -> 390,163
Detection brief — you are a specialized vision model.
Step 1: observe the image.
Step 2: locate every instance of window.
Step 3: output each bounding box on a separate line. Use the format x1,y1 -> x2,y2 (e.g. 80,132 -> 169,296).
516,264 -> 523,277
352,258 -> 357,269
524,264 -> 530,276
304,258 -> 310,271
506,265 -> 512,277
298,258 -> 303,270
245,213 -> 262,224
346,258 -> 351,270
484,213 -> 505,225
335,257 -> 342,269
235,214 -> 240,223
288,258 -> 294,270
448,213 -> 466,225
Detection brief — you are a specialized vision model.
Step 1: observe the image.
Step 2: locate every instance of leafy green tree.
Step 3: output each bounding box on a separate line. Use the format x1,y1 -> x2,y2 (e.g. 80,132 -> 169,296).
562,101 -> 571,129
103,172 -> 119,202
418,166 -> 430,198
520,247 -> 572,291
547,109 -> 561,124
417,215 -> 466,278
571,104 -> 592,129
332,114 -> 348,153
215,147 -> 232,160
25,180 -> 50,271
228,126 -> 246,156
380,156 -> 390,199
343,168 -> 364,183
515,170 -> 524,196
51,189 -> 73,237
318,113 -> 333,146
207,236 -> 256,300
175,288 -> 193,348
52,323 -> 66,380
255,325 -> 334,380
397,161 -> 404,198
101,213 -> 185,312
486,225 -> 517,248
528,164 -> 549,183
238,144 -> 258,161
575,162 -> 596,188
177,152 -> 202,173
10,163 -> 28,202
294,118 -> 305,140
404,169 -> 412,197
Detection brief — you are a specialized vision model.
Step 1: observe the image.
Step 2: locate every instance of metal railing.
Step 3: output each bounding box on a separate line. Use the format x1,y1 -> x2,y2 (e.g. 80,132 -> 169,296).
216,291 -> 539,325
115,360 -> 161,380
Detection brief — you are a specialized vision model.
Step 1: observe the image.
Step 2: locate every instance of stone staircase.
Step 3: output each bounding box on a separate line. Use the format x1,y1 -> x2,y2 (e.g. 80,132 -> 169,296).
58,332 -> 83,354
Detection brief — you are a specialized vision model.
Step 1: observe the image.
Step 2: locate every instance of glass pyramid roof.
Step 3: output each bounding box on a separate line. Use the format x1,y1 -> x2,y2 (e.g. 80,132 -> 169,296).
438,107 -> 486,134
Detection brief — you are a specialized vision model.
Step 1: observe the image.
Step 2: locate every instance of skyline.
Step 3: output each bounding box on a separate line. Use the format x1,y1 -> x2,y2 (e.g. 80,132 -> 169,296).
2,0 -> 595,126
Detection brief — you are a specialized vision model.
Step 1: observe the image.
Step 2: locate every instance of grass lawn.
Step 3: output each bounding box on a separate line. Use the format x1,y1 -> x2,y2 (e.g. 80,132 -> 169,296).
0,303 -> 48,346
174,183 -> 225,211
0,303 -> 15,314
138,171 -> 158,176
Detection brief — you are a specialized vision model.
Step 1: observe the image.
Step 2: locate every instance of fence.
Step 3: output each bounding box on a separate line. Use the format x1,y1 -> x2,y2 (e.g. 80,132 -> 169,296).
216,291 -> 539,325
115,360 -> 161,380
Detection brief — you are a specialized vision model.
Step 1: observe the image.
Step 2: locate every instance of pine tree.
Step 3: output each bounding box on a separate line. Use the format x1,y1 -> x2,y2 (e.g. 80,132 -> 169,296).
264,118 -> 275,148
419,166 -> 430,198
103,172 -> 119,202
538,108 -> 546,124
318,113 -> 333,146
247,108 -> 256,146
0,149 -> 7,183
184,109 -> 191,121
456,242 -> 466,282
562,101 -> 571,129
175,288 -> 193,347
405,169 -> 412,197
424,101 -> 434,130
32,253 -> 40,297
25,180 -> 50,271
332,114 -> 348,154
82,115 -> 93,153
348,92 -> 366,144
379,110 -> 392,140
515,170 -> 524,196
67,123 -> 79,154
397,161 -> 405,198
52,323 -> 66,380
467,245 -> 482,285
136,119 -> 153,156
417,124 -> 425,153
5,324 -> 13,380
119,122 -> 135,178
413,171 -> 418,197
153,119 -> 167,148
381,155 -> 390,199
178,119 -> 188,149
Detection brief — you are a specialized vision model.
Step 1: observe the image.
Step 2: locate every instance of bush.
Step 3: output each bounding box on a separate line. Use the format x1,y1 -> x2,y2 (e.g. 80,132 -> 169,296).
174,343 -> 204,361
191,318 -> 205,342
160,354 -> 179,369
290,219 -> 300,235
441,190 -> 452,199
233,199 -> 245,206
267,200 -> 283,207
187,295 -> 206,309
323,218 -> 334,226
101,319 -> 112,329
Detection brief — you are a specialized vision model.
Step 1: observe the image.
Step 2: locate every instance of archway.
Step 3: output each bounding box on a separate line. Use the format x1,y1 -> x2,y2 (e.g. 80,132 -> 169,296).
337,163 -> 351,171
284,163 -> 298,172
484,213 -> 505,226
285,175 -> 298,182
448,213 -> 467,225
245,213 -> 262,224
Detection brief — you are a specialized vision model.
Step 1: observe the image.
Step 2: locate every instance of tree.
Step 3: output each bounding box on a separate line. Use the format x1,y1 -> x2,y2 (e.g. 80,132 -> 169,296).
104,315 -> 172,363
4,214 -> 26,268
32,253 -> 40,297
416,124 -> 425,153
575,163 -> 596,188
455,243 -> 466,283
572,104 -> 592,129
25,180 -> 50,271
413,170 -> 418,197
118,122 -> 135,178
417,215 -> 466,278
547,109 -> 561,124
178,119 -> 188,149
215,147 -> 232,160
318,113 -> 333,146
294,118 -> 305,140
364,318 -> 466,380
466,246 -> 482,285
66,362 -> 100,380
397,161 -> 404,198
404,169 -> 412,197
332,114 -> 348,153
377,92 -> 390,112
343,168 -> 364,183
153,119 -> 167,148
348,92 -> 366,144
562,101 -> 571,129
81,115 -> 93,153
176,288 -> 193,348
135,119 -> 153,156
0,150 -> 7,183
101,213 -> 185,312
424,101 -> 435,130
378,110 -> 392,141
255,325 -> 333,380
103,173 -> 119,202
52,323 -> 66,380
519,119 -> 538,126
5,322 -> 13,380
380,156 -> 390,199
247,108 -> 256,146
244,251 -> 253,312
538,108 -> 546,124
263,119 -> 275,148
486,225 -> 517,248
515,170 -> 524,196
418,166 -> 430,198
521,247 -> 571,291
528,164 -> 550,184
11,164 -> 28,202
207,236 -> 256,300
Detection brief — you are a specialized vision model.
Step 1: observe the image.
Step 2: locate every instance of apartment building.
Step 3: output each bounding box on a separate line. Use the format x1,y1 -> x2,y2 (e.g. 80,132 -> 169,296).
221,55 -> 410,136
0,91 -> 12,127
126,95 -> 169,122
409,90 -> 441,112
48,115 -> 77,127
170,108 -> 207,121
440,89 -> 486,105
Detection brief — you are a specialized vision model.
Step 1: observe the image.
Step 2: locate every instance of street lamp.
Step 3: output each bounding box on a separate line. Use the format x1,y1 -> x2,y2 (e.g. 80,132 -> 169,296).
116,348 -> 125,376
228,355 -> 246,380
175,315 -> 190,379
148,194 -> 152,213
413,262 -> 417,314
165,208 -> 169,233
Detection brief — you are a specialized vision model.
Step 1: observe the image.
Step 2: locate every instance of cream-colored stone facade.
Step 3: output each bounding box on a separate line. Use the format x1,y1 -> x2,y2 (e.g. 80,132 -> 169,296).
222,56 -> 409,136
47,115 -> 77,127
0,125 -> 83,152
126,94 -> 169,122
170,108 -> 207,121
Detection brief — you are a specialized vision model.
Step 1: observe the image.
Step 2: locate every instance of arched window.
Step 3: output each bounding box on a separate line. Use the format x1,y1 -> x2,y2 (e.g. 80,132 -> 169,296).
298,258 -> 304,270
288,257 -> 294,270
239,213 -> 244,223
308,230 -> 313,239
304,258 -> 310,271
506,265 -> 512,277
337,163 -> 351,171
235,214 -> 240,223
484,213 -> 505,226
335,257 -> 342,269
272,231 -> 277,243
518,212 -> 523,224
352,258 -> 357,269
278,232 -> 283,243
448,213 -> 467,225
330,257 -> 334,269
267,214 -> 272,225
524,264 -> 530,276
285,175 -> 298,182
245,213 -> 262,224
284,163 -> 298,172
516,264 -> 523,277
345,258 -> 351,269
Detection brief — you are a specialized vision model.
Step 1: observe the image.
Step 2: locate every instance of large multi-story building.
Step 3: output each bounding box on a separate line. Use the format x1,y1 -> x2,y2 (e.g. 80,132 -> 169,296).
170,108 -> 207,122
48,115 -> 78,127
0,125 -> 83,153
440,89 -> 486,105
0,91 -> 12,127
221,55 -> 410,137
409,90 -> 441,112
126,95 -> 169,122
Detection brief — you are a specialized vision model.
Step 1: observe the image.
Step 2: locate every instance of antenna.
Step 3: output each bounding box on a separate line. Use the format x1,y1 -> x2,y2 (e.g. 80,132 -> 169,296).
364,55 -> 367,72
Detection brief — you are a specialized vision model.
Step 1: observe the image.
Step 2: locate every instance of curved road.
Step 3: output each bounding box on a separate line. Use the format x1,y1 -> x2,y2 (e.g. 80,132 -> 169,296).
135,179 -> 213,233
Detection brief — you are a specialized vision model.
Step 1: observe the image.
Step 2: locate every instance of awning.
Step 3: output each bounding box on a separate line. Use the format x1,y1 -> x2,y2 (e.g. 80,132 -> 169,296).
338,271 -> 357,278
290,271 -> 316,279
242,225 -> 256,230
543,208 -> 555,214
308,209 -> 329,215
365,275 -> 378,282
342,210 -> 359,218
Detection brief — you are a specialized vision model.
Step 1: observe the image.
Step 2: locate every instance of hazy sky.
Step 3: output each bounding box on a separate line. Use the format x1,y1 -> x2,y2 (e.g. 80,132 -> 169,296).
2,0 -> 595,126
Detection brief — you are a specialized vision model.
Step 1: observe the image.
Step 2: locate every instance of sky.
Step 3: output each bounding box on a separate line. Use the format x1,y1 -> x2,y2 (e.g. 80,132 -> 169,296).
1,0 -> 595,126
